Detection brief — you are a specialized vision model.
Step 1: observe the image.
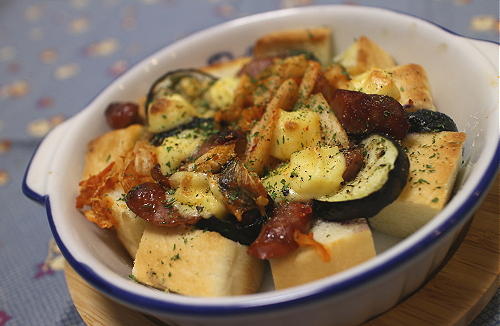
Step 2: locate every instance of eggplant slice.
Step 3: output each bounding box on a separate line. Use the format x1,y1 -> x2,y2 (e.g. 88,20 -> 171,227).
146,69 -> 217,109
407,109 -> 458,133
195,213 -> 268,246
314,134 -> 409,221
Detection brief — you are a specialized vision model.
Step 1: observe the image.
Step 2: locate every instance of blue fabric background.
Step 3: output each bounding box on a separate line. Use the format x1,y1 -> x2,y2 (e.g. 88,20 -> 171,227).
0,0 -> 498,325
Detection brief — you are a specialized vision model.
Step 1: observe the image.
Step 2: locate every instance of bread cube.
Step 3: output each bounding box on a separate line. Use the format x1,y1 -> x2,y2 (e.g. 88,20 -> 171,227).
270,109 -> 322,160
107,189 -> 146,258
271,219 -> 376,289
201,57 -> 251,78
82,124 -> 143,179
348,68 -> 401,100
335,36 -> 395,75
370,132 -> 466,238
80,125 -> 147,257
388,64 -> 435,111
345,64 -> 435,111
132,225 -> 264,296
253,27 -> 332,65
305,94 -> 350,148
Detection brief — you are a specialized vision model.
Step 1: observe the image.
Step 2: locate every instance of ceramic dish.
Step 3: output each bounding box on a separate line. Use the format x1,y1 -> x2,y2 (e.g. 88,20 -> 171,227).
23,5 -> 499,326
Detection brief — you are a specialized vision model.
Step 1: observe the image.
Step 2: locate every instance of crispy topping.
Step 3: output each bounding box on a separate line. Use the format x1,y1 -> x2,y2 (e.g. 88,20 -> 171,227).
76,162 -> 119,228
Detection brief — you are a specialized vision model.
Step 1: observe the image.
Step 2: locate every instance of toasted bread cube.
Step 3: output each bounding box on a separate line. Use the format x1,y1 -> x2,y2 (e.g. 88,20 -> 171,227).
82,124 -> 143,179
345,64 -> 435,111
245,79 -> 298,175
107,189 -> 146,258
132,225 -> 264,296
270,109 -> 322,161
81,125 -> 146,256
388,64 -> 435,111
323,63 -> 351,89
201,57 -> 251,78
253,27 -> 332,65
370,132 -> 466,238
271,219 -> 376,290
348,68 -> 401,100
305,94 -> 350,148
335,36 -> 395,76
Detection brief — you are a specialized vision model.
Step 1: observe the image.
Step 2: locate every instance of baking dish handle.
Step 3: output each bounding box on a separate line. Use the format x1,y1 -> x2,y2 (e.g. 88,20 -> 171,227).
22,118 -> 75,204
466,38 -> 499,71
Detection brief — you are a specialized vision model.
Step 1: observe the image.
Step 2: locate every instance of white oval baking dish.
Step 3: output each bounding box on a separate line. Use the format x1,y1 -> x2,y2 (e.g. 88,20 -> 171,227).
23,5 -> 499,326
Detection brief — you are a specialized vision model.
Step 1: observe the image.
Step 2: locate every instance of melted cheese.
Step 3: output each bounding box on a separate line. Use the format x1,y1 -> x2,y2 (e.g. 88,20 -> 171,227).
205,76 -> 239,110
156,129 -> 206,175
148,94 -> 197,133
348,68 -> 401,100
270,109 -> 322,161
320,135 -> 397,202
263,146 -> 345,201
169,171 -> 227,219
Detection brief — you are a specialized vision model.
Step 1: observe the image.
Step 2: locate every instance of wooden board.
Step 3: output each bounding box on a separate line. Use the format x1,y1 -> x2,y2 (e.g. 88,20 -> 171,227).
65,176 -> 499,326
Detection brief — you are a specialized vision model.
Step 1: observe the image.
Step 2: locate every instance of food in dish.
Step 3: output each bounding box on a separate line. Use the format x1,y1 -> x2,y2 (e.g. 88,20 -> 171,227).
76,27 -> 465,296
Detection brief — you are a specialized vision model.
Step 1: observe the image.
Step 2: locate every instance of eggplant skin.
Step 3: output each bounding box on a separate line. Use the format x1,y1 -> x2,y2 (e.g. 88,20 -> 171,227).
195,213 -> 268,246
408,109 -> 458,133
145,69 -> 217,110
314,135 -> 409,221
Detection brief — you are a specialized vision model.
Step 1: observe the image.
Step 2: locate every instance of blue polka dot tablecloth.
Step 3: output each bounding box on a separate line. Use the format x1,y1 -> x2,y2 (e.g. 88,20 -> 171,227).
0,0 -> 498,325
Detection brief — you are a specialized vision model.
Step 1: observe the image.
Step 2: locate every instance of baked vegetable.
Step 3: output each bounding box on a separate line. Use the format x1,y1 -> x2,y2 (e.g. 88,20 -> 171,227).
195,213 -> 268,246
146,70 -> 217,133
314,134 -> 409,221
146,69 -> 217,109
407,109 -> 458,133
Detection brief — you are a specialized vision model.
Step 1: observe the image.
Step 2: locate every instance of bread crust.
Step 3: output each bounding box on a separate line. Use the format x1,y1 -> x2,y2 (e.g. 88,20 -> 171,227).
336,36 -> 396,76
201,57 -> 251,77
82,124 -> 143,179
271,219 -> 375,290
253,27 -> 332,65
388,64 -> 435,111
345,64 -> 435,111
133,224 -> 264,296
370,131 -> 466,237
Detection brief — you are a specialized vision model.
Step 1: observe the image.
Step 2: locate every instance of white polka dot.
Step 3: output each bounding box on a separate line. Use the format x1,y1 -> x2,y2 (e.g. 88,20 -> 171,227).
29,27 -> 44,40
85,38 -> 119,56
24,5 -> 43,22
69,17 -> 89,34
54,64 -> 80,80
0,46 -> 15,62
470,15 -> 496,31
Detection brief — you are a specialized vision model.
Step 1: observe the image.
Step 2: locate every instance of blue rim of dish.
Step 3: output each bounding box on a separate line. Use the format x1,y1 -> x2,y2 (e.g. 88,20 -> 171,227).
22,4 -> 500,317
